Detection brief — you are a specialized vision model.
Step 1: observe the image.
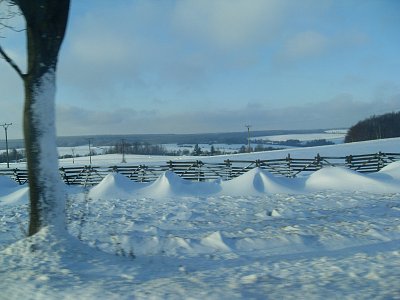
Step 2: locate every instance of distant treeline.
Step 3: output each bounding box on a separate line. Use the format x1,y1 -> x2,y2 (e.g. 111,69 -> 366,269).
103,142 -> 281,157
4,129 -> 333,149
106,142 -> 176,156
253,139 -> 335,147
0,149 -> 24,163
50,129 -> 327,148
345,112 -> 400,143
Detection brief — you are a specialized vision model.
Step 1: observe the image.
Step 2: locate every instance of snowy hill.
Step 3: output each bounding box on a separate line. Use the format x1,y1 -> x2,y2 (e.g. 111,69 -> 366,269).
0,137 -> 400,299
51,137 -> 400,167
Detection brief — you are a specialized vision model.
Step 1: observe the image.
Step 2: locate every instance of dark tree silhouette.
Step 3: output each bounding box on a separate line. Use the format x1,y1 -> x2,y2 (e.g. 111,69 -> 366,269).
345,112 -> 400,143
0,0 -> 70,236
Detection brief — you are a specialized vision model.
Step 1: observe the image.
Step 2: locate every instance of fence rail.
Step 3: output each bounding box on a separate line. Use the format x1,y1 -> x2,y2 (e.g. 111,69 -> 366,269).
1,152 -> 399,186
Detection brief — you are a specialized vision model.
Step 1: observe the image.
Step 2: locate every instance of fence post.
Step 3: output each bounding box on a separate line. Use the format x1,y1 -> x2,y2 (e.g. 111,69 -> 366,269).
256,159 -> 261,168
168,160 -> 174,171
139,164 -> 145,182
83,165 -> 90,187
346,155 -> 353,169
377,151 -> 384,171
59,167 -> 68,185
225,159 -> 232,180
286,154 -> 292,177
13,168 -> 21,185
316,153 -> 322,169
196,160 -> 204,182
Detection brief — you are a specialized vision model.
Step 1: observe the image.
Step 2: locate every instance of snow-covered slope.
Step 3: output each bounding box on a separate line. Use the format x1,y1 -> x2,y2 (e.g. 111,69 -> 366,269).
1,138 -> 400,299
204,137 -> 400,162
82,161 -> 400,200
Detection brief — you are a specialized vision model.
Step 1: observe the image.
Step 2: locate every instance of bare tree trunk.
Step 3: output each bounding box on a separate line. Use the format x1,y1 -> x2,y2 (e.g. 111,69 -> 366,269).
24,70 -> 67,235
11,0 -> 70,236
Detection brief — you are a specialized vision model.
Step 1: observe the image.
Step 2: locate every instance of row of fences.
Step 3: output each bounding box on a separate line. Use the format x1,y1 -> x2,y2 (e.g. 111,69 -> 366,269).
1,152 -> 399,186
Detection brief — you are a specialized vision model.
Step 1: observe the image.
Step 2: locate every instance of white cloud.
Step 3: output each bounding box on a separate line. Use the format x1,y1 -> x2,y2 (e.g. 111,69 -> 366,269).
172,0 -> 287,49
56,105 -> 158,136
54,96 -> 400,137
3,0 -> 397,139
279,31 -> 330,61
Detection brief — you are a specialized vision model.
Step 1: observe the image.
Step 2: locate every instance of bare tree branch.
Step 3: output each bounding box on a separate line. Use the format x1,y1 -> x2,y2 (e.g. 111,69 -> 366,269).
0,22 -> 24,34
0,1 -> 25,78
0,44 -> 25,78
0,0 -> 24,37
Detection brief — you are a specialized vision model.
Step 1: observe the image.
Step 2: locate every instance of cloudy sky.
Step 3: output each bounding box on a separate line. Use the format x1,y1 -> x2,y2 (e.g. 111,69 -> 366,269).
1,0 -> 400,138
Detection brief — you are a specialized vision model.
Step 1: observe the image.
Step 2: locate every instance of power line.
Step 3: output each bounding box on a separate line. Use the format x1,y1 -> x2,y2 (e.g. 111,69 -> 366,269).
121,139 -> 127,163
87,138 -> 92,165
0,123 -> 12,168
245,124 -> 252,153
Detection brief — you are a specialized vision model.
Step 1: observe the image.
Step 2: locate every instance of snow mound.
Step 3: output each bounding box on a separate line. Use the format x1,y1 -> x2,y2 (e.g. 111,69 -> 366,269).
0,176 -> 19,190
378,161 -> 400,180
200,231 -> 232,252
0,227 -> 132,299
88,172 -> 146,200
141,171 -> 221,197
0,176 -> 28,206
305,166 -> 399,193
220,167 -> 298,195
0,186 -> 29,206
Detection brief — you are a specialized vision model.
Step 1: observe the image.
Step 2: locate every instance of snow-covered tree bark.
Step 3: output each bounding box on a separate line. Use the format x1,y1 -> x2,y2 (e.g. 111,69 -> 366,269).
1,0 -> 70,236
25,70 -> 66,236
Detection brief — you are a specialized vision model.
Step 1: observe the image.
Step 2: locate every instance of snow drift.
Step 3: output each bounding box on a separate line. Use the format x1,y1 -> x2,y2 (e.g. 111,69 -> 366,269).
220,167 -> 301,195
88,172 -> 147,200
1,152 -> 400,298
85,162 -> 400,199
140,170 -> 221,198
305,166 -> 400,193
2,161 -> 400,207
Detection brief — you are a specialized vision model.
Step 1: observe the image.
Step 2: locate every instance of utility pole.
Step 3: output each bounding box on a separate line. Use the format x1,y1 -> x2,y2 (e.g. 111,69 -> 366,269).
88,138 -> 92,165
121,139 -> 127,163
71,147 -> 75,164
245,124 -> 252,153
1,123 -> 12,168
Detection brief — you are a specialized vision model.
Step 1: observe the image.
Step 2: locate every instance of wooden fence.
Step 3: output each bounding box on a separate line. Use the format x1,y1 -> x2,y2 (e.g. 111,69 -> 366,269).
1,152 -> 399,186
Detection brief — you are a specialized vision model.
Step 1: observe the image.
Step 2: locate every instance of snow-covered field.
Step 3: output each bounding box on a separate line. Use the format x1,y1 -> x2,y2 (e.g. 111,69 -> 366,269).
1,138 -> 400,299
253,130 -> 347,144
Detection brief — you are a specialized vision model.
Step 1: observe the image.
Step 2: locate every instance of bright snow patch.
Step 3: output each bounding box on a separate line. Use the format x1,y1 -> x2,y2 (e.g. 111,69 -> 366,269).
305,166 -> 399,193
379,161 -> 400,180
220,167 -> 300,195
88,172 -> 147,200
1,141 -> 400,299
140,170 -> 221,198
85,163 -> 400,198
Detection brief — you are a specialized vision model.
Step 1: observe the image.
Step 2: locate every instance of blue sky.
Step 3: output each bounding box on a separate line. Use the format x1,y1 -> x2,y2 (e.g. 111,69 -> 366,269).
1,0 -> 400,138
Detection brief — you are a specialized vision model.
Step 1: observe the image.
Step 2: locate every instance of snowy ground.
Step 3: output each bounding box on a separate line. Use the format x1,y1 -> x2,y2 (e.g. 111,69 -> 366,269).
254,130 -> 347,144
1,138 -> 400,299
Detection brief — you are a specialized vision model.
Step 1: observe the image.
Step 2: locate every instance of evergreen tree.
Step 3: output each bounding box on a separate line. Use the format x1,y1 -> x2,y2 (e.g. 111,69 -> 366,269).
192,144 -> 202,156
345,112 -> 400,143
